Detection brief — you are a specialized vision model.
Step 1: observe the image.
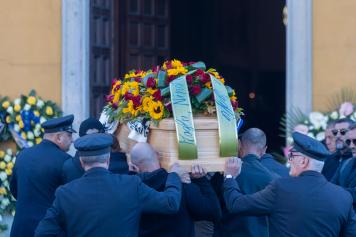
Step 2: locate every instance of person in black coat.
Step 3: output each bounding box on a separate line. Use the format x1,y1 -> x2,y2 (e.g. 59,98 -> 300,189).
62,117 -> 128,183
260,153 -> 289,177
214,128 -> 278,237
35,134 -> 182,237
130,142 -> 222,237
322,118 -> 354,180
223,132 -> 356,237
332,123 -> 356,210
10,115 -> 76,237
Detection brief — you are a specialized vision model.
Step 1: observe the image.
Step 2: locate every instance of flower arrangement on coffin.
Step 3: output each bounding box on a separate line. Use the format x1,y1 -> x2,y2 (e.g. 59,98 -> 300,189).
0,148 -> 16,215
1,90 -> 62,148
281,89 -> 356,157
102,59 -> 243,171
103,59 -> 242,125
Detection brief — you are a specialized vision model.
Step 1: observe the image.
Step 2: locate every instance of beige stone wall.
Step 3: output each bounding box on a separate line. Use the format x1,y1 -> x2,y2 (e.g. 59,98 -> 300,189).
313,0 -> 356,111
0,0 -> 61,104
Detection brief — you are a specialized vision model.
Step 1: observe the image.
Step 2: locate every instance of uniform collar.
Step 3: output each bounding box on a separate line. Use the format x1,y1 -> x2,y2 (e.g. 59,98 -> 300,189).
84,167 -> 110,176
299,170 -> 324,178
42,139 -> 61,150
242,154 -> 260,163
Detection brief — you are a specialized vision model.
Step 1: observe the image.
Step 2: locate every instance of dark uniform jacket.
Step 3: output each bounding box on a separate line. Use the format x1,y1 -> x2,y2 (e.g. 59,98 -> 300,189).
260,153 -> 289,177
224,170 -> 356,237
62,151 -> 128,183
35,167 -> 182,237
215,154 -> 278,237
332,157 -> 356,210
138,168 -> 221,237
10,139 -> 71,237
322,150 -> 353,181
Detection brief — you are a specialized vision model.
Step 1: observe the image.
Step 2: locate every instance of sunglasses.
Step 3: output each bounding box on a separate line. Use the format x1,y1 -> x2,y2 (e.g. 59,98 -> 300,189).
345,139 -> 356,146
331,129 -> 349,136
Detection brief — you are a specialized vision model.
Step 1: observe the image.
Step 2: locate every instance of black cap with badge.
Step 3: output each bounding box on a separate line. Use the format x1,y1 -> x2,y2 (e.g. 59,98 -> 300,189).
74,133 -> 113,157
42,114 -> 77,134
292,132 -> 331,161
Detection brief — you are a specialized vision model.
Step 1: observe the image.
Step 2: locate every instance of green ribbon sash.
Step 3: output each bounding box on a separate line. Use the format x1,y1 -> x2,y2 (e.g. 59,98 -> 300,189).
170,76 -> 198,160
210,75 -> 238,156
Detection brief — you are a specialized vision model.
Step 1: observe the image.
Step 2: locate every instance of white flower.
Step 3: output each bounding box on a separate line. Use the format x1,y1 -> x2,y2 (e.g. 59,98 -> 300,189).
35,124 -> 41,130
316,132 -> 325,141
28,141 -> 34,147
40,117 -> 47,124
309,112 -> 328,130
24,104 -> 31,111
14,124 -> 20,132
0,172 -> 7,181
6,106 -> 13,114
34,129 -> 41,137
2,199 -> 10,206
36,99 -> 44,108
287,136 -> 294,144
6,149 -> 12,156
4,155 -> 11,162
27,131 -> 34,140
330,111 -> 338,120
14,98 -> 21,105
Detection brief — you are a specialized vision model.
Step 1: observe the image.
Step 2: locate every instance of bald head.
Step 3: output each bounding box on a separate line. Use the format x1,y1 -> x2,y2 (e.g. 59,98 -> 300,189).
240,128 -> 267,157
130,143 -> 160,172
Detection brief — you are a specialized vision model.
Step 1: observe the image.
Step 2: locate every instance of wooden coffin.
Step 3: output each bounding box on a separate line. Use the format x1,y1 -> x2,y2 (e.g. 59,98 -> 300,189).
116,117 -> 237,171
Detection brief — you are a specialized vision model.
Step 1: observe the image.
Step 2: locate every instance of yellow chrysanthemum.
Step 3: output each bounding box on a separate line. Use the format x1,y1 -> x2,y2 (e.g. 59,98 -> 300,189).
2,101 -> 10,109
46,106 -> 54,116
14,104 -> 21,112
230,95 -> 237,102
5,116 -> 11,123
5,168 -> 12,176
0,162 -> 6,169
15,115 -> 21,122
149,101 -> 164,120
36,138 -> 42,144
27,96 -> 37,105
167,67 -> 188,77
0,187 -> 7,195
171,59 -> 183,68
218,77 -> 225,84
111,81 -> 122,94
146,88 -> 158,95
121,82 -> 131,95
0,151 -> 4,158
34,110 -> 40,117
205,82 -> 212,89
7,162 -> 13,170
19,120 -> 24,129
112,92 -> 120,104
122,100 -> 134,114
142,97 -> 153,112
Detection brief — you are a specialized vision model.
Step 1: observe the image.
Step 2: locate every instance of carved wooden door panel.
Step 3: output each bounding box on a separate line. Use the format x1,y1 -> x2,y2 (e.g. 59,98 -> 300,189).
118,0 -> 170,74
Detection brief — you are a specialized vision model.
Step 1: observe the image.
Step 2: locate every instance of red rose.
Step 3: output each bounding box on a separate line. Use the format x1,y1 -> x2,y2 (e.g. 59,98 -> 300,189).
190,85 -> 202,95
124,93 -> 133,100
231,100 -> 238,110
132,95 -> 141,108
201,73 -> 210,83
186,75 -> 193,84
146,77 -> 156,88
112,102 -> 118,109
166,75 -> 175,85
165,62 -> 172,69
153,90 -> 163,101
105,95 -> 114,102
194,69 -> 205,76
134,77 -> 142,82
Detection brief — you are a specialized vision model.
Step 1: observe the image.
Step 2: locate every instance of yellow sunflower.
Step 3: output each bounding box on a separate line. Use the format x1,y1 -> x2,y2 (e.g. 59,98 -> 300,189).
142,97 -> 152,112
149,101 -> 164,120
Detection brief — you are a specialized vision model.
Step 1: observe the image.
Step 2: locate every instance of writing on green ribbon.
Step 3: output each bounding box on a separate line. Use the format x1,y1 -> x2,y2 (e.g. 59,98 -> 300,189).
170,76 -> 198,160
211,75 -> 238,157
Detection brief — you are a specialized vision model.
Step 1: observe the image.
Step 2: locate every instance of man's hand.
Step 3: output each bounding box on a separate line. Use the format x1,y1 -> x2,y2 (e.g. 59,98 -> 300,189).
170,163 -> 191,184
190,164 -> 207,179
224,157 -> 242,178
128,162 -> 140,173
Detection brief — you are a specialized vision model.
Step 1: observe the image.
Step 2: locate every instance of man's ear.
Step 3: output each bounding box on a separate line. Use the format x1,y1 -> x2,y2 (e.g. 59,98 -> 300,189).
301,157 -> 309,168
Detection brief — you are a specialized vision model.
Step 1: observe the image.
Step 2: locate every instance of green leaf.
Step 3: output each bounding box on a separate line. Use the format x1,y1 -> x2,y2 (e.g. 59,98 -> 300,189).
160,87 -> 170,97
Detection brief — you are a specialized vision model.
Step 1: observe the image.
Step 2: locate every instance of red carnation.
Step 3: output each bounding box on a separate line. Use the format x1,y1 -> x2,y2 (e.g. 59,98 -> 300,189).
194,69 -> 205,76
124,93 -> 133,101
190,85 -> 202,95
153,90 -> 163,101
146,77 -> 156,88
186,75 -> 193,84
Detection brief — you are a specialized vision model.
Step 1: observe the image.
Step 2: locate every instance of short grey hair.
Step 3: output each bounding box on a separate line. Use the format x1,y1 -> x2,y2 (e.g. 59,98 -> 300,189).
241,128 -> 267,150
80,153 -> 110,164
307,158 -> 324,172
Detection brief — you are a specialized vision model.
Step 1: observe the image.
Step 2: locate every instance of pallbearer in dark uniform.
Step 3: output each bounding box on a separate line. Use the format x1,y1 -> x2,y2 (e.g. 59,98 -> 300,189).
10,115 -> 76,237
62,117 -> 128,183
35,133 -> 182,237
223,132 -> 356,237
